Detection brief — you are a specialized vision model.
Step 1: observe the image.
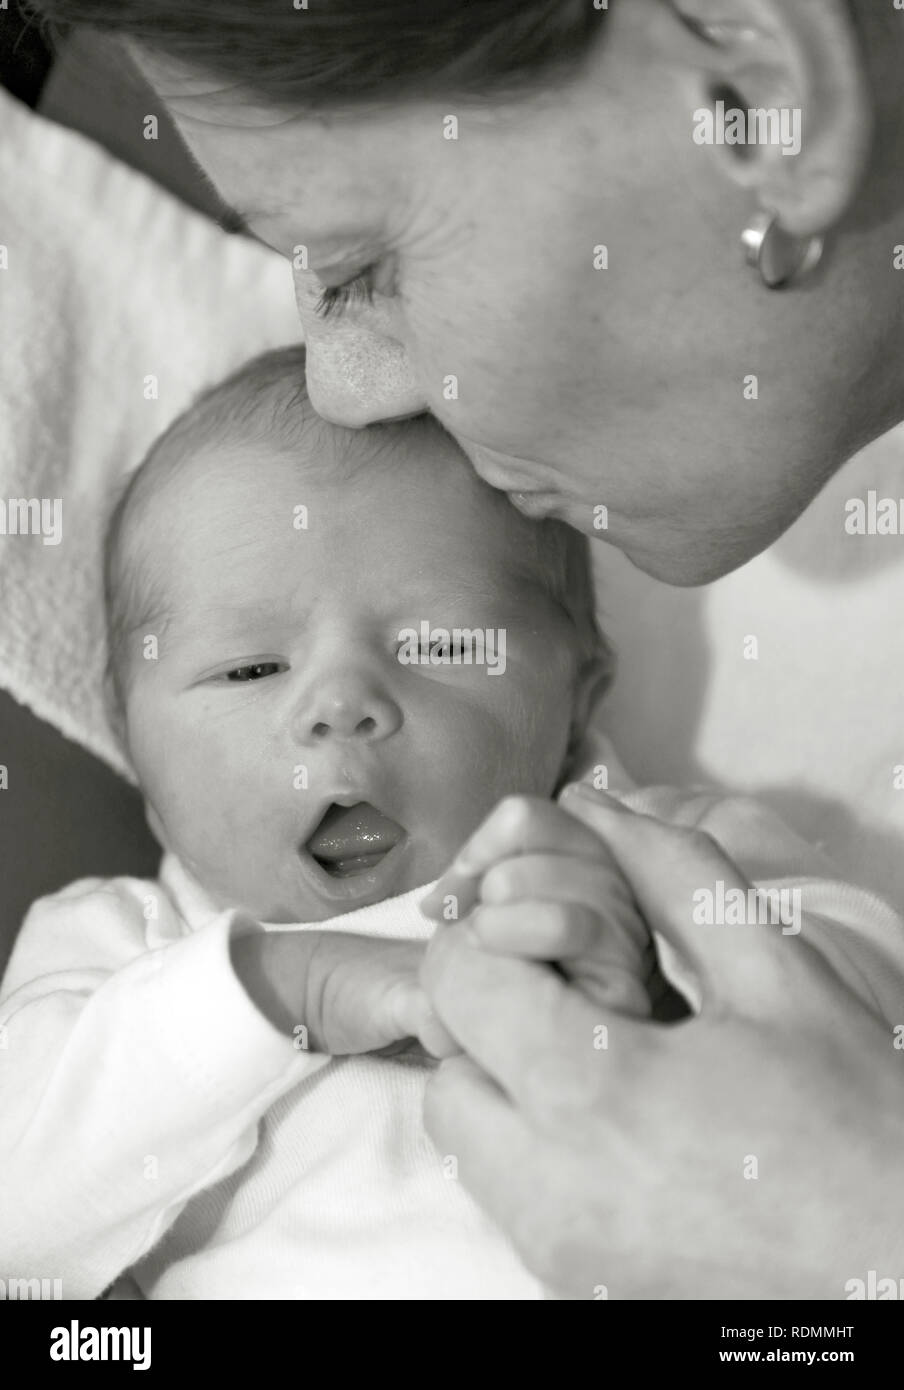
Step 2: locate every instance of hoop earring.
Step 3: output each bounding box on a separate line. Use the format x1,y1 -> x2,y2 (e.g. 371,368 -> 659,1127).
741,210 -> 824,289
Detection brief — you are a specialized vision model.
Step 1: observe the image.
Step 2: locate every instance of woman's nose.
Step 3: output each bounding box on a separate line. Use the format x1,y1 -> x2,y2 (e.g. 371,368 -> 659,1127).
293,270 -> 427,428
292,673 -> 403,747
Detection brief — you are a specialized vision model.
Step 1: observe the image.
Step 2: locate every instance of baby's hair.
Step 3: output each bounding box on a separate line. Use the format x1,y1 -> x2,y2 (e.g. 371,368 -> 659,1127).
103,343 -> 612,715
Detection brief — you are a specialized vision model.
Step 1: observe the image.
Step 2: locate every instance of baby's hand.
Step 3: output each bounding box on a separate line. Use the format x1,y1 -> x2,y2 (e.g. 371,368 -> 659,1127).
230,926 -> 457,1059
421,793 -> 655,1016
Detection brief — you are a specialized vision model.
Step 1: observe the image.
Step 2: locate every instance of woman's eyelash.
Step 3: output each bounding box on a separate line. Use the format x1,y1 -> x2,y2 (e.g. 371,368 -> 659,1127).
314,268 -> 376,320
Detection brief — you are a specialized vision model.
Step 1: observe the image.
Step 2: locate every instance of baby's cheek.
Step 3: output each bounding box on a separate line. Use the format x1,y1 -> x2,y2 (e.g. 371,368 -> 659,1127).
492,665 -> 575,795
429,687 -> 570,842
130,723 -> 231,857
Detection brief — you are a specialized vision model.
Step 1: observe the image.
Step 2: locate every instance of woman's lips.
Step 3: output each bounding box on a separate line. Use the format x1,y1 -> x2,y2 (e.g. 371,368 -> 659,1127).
304,801 -> 405,878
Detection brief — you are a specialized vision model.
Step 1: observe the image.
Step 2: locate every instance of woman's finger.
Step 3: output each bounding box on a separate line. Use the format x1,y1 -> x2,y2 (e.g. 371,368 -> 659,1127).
558,784 -> 803,1018
421,923 -> 644,1116
423,1055 -> 556,1281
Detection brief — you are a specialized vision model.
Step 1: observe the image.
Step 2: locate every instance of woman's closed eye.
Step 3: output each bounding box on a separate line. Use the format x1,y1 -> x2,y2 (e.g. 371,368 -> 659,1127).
315,265 -> 377,320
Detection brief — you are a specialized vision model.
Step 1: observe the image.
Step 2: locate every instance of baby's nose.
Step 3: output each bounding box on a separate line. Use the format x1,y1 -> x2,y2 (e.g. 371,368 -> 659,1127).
296,679 -> 403,746
293,273 -> 426,428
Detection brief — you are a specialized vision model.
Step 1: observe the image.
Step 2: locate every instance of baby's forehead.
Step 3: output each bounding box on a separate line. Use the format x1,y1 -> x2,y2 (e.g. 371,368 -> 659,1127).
135,418 -> 489,531
118,419 -> 547,610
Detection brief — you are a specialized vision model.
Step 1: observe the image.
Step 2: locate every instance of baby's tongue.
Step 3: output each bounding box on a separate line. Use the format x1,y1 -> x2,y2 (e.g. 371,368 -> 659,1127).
306,802 -> 403,877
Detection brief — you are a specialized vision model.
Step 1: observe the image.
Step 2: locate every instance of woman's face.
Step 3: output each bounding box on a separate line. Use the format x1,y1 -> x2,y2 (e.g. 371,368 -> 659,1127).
136,0 -> 886,584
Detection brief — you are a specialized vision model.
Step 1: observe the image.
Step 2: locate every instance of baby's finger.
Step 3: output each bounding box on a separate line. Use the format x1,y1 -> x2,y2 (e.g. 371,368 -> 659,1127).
479,854 -> 646,951
421,795 -> 609,922
471,893 -> 653,1019
420,862 -> 482,925
470,900 -> 601,958
577,964 -> 651,1018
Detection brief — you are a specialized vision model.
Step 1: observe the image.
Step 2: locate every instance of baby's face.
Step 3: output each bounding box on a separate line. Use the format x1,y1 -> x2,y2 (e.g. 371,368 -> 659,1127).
121,424 -> 586,921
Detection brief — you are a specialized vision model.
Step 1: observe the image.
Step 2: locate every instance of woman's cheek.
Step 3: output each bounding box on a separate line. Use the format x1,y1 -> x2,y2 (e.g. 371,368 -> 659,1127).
406,274 -> 519,451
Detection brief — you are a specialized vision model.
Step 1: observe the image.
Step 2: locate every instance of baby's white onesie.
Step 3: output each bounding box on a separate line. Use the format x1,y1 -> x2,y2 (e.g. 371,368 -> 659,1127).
0,855 -> 541,1300
2,778 -> 903,1300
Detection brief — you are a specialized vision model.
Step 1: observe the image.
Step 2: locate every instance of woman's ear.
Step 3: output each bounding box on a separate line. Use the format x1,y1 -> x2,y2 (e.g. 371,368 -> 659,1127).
670,0 -> 873,236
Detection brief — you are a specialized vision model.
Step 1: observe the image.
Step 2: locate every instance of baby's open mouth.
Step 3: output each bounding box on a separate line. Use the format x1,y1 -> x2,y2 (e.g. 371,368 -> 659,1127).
304,802 -> 405,878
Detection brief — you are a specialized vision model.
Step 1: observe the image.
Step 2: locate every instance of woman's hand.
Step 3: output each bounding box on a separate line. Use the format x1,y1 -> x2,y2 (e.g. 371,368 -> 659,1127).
421,787 -> 904,1299
421,794 -> 658,1017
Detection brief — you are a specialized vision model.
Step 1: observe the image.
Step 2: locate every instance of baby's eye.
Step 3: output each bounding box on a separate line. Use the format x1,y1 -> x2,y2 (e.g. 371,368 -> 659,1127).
416,638 -> 467,661
224,661 -> 286,683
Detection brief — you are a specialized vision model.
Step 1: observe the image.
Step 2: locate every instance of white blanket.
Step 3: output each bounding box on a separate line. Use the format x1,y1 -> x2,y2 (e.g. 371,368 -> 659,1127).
0,85 -> 301,777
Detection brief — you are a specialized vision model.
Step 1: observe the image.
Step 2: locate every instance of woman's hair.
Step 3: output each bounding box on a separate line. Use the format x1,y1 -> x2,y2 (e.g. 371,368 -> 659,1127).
27,0 -> 608,107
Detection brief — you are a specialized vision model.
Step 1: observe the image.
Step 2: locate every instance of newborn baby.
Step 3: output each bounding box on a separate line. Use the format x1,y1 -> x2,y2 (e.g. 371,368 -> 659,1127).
0,345 -> 643,1301
3,345 -> 904,1302
102,344 -> 637,1057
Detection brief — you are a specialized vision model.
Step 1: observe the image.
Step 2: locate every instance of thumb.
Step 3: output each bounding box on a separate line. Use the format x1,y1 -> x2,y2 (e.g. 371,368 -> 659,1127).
558,784 -> 795,1019
388,978 -> 462,1060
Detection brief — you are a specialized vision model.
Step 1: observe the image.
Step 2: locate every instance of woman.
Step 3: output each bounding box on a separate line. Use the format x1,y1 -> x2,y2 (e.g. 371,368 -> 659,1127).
29,0 -> 904,1297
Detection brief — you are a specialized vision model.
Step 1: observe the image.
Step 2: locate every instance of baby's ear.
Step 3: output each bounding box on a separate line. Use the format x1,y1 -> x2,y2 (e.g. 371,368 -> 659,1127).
560,639 -> 617,787
101,660 -> 129,755
143,798 -> 168,851
571,653 -> 613,741
575,625 -> 616,726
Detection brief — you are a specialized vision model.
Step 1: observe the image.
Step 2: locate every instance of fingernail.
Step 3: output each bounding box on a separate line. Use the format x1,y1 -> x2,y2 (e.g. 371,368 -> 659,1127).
561,781 -> 595,799
445,835 -> 478,873
420,886 -> 443,918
